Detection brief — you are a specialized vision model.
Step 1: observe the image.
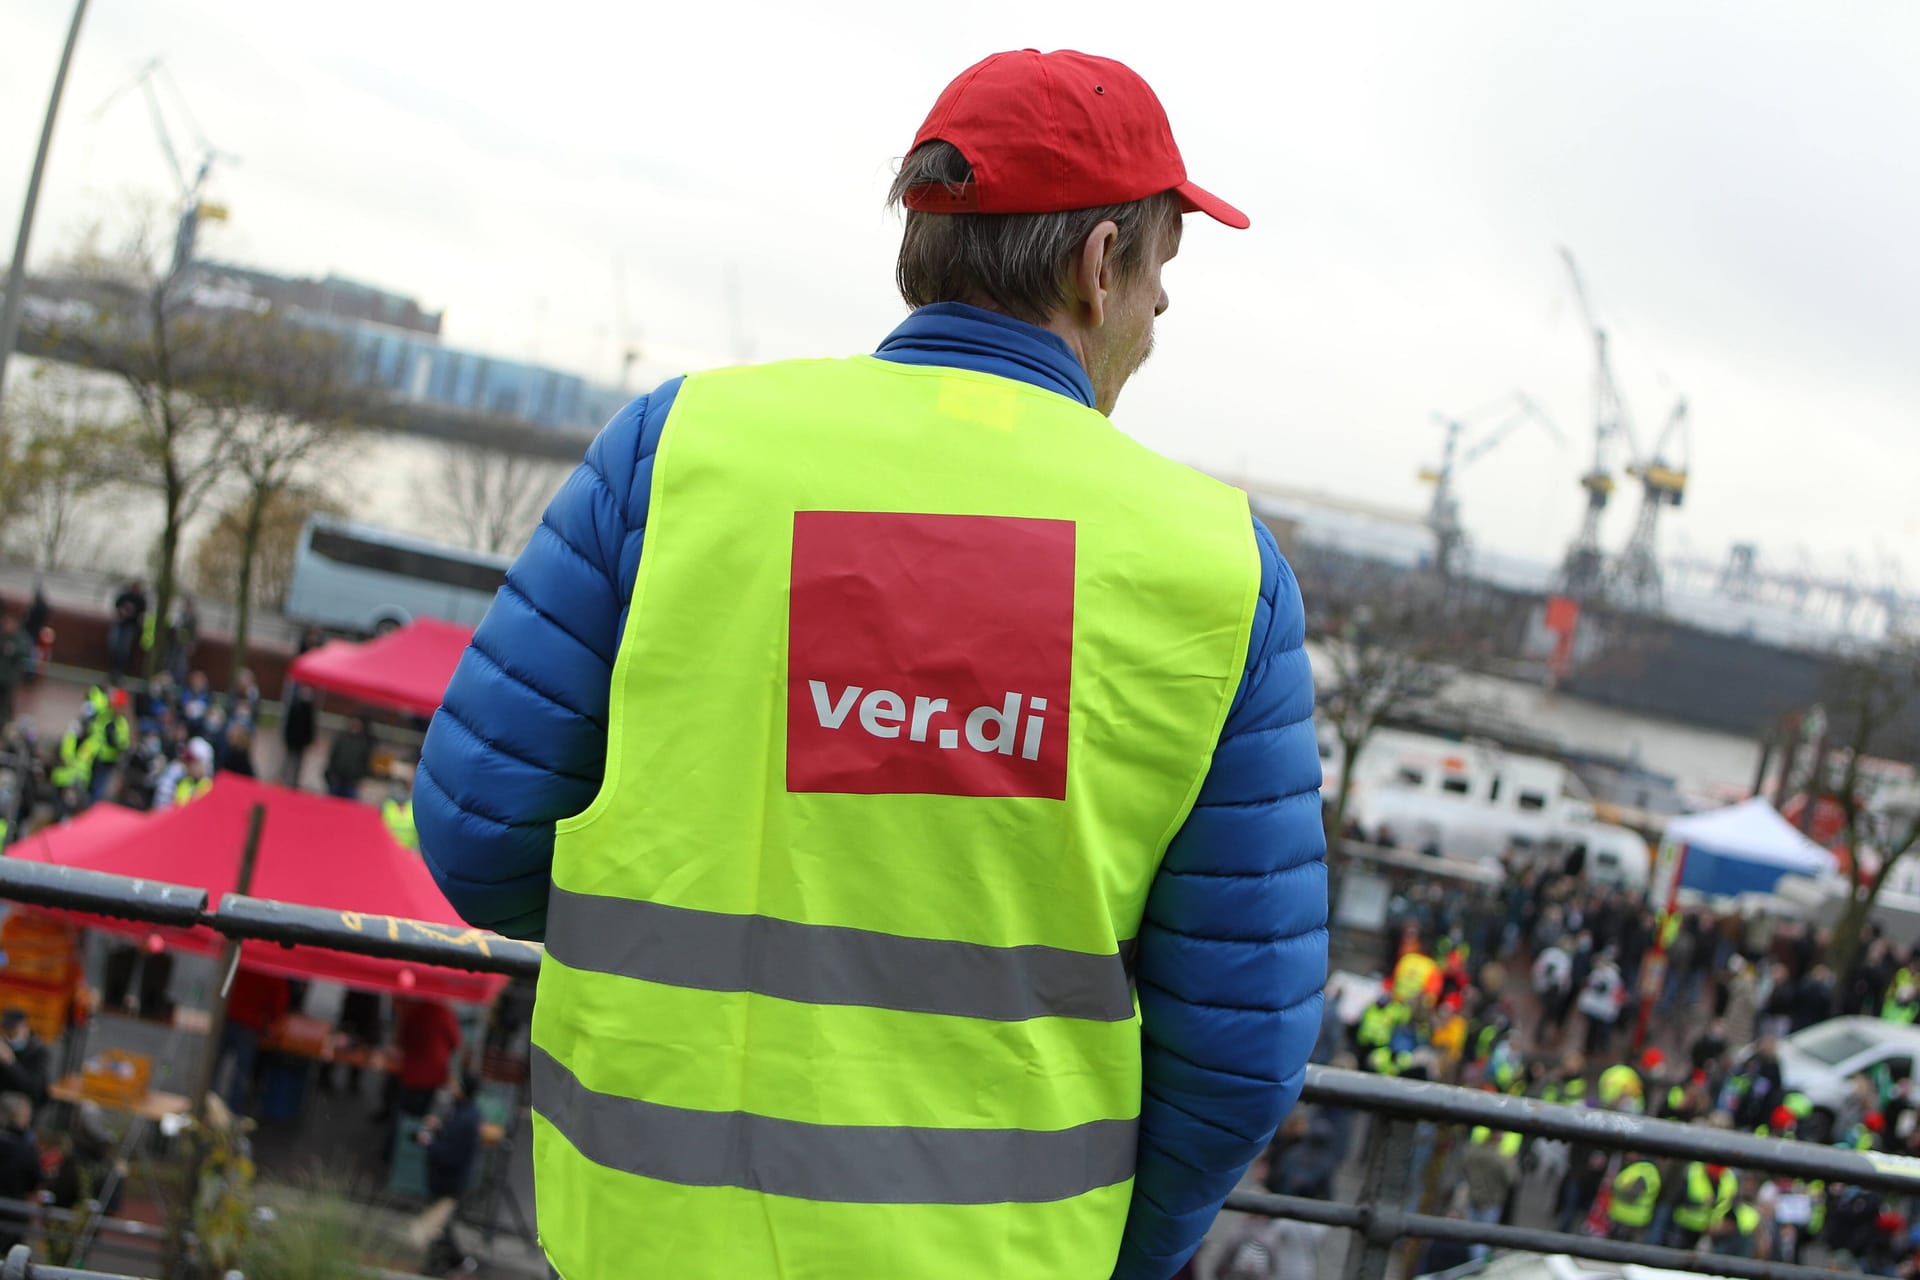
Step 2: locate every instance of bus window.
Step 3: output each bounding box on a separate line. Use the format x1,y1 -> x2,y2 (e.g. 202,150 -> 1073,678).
285,517 -> 512,636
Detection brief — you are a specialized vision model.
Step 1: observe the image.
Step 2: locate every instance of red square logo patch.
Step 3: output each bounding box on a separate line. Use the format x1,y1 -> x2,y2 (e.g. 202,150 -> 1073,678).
787,511 -> 1074,799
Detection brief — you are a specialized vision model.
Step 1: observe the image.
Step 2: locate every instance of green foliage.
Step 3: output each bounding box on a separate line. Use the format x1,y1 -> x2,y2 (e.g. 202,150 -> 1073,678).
193,486 -> 343,611
0,366 -> 133,569
192,1113 -> 258,1276
236,1178 -> 408,1280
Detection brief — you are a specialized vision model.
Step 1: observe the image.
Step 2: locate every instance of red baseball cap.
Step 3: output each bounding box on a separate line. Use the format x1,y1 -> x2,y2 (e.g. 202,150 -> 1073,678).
905,49 -> 1249,230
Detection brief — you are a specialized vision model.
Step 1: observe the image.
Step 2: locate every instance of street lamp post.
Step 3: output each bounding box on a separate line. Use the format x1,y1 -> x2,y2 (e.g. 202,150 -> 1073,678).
0,0 -> 91,418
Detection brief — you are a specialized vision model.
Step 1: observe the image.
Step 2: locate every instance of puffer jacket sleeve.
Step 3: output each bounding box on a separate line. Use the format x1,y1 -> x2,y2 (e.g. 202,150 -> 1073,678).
1112,517 -> 1328,1280
415,381 -> 682,940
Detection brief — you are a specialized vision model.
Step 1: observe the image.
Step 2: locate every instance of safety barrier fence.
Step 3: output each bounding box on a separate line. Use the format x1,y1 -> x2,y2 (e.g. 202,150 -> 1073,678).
4,859 -> 1920,1280
0,1244 -> 149,1280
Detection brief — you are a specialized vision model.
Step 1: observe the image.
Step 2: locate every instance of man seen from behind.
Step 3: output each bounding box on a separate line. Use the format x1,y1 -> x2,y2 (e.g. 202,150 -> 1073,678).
418,48 -> 1326,1280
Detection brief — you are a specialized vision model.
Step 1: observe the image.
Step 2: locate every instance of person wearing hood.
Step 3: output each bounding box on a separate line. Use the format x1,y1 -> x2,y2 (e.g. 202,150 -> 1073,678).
154,738 -> 216,810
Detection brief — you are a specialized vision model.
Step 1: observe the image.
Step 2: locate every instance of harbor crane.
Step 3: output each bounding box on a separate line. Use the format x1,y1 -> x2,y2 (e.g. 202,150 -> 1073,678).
1419,392 -> 1563,579
94,59 -> 231,278
1553,247 -> 1639,600
1609,396 -> 1691,610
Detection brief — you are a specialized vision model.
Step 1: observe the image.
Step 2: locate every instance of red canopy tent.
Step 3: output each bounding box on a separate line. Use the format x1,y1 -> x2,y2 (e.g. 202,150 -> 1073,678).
285,617 -> 472,718
10,775 -> 506,1004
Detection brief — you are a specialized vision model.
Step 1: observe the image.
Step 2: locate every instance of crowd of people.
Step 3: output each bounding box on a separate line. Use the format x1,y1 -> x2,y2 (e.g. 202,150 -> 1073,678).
0,580 -> 484,1260
0,581 -> 415,848
1190,854 -> 1920,1280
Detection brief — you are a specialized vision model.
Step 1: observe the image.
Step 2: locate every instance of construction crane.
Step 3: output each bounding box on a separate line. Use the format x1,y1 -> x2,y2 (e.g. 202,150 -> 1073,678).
1419,392 -> 1563,579
1609,396 -> 1690,610
93,59 -> 231,278
611,254 -> 643,392
1553,247 -> 1639,600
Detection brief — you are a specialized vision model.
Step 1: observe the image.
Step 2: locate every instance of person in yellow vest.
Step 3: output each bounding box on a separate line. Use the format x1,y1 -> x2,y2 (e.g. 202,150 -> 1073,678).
1883,967 -> 1918,1024
1708,1175 -> 1768,1260
1355,993 -> 1409,1066
85,687 -> 133,802
1461,1126 -> 1522,1256
154,738 -> 216,811
49,720 -> 97,818
1392,949 -> 1441,1006
1606,1155 -> 1661,1242
413,49 -> 1326,1280
382,768 -> 418,852
1597,1062 -> 1644,1113
1669,1161 -> 1737,1249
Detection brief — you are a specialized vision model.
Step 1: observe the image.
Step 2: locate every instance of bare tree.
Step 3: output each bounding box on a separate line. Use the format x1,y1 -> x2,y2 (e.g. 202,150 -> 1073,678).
218,316 -> 361,685
33,222 -> 255,677
429,443 -> 568,555
194,487 -> 340,618
1307,556 -> 1507,847
0,367 -> 133,571
1822,641 -> 1920,977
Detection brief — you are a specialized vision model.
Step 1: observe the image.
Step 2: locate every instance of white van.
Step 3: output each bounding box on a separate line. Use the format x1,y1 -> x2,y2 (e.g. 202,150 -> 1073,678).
1328,728 -> 1651,887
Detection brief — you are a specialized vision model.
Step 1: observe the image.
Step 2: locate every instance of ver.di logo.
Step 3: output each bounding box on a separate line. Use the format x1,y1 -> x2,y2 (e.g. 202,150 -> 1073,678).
786,511 -> 1074,800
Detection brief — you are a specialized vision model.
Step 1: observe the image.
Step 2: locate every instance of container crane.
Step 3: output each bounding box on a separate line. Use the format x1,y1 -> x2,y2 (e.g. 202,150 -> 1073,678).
1554,247 -> 1639,600
93,59 -> 231,278
611,253 -> 643,392
1419,392 -> 1563,579
1609,396 -> 1690,611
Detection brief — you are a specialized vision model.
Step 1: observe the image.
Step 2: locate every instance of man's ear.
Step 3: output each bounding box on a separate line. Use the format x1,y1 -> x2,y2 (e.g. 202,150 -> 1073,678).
1069,219 -> 1121,328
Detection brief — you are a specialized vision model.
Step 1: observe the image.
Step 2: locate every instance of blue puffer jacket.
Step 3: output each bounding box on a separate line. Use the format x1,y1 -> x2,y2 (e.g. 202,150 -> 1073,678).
416,302 -> 1328,1280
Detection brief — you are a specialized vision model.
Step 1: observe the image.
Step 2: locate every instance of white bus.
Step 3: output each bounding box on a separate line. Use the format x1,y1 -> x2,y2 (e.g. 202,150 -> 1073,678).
284,515 -> 511,636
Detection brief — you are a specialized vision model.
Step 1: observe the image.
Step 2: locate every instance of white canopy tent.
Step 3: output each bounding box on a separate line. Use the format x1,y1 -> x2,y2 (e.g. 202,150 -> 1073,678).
1662,797 -> 1838,897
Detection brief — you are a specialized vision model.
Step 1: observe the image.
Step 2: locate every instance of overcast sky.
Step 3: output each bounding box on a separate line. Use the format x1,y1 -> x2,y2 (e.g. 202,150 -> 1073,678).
5,1 -> 1917,581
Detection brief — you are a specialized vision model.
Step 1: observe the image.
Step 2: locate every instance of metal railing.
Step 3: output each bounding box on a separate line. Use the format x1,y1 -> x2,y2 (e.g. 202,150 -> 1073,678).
1,1246 -> 150,1280
1230,1068 -> 1920,1280
4,858 -> 1919,1280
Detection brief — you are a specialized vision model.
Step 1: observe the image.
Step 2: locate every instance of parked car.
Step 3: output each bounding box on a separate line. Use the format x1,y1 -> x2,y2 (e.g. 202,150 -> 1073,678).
1415,1252 -> 1730,1280
1774,1015 -> 1920,1141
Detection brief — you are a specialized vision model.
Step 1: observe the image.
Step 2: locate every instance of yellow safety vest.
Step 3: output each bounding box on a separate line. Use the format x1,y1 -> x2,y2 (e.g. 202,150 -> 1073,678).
529,357 -> 1262,1278
1673,1163 -> 1737,1233
1468,1126 -> 1522,1157
1393,951 -> 1438,1003
1609,1161 -> 1661,1227
51,731 -> 95,788
174,776 -> 212,807
1357,1000 -> 1407,1051
89,712 -> 131,765
382,798 -> 417,851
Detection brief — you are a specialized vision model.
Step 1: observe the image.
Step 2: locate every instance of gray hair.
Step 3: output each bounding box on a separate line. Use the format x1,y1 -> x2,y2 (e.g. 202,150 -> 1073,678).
888,141 -> 1181,325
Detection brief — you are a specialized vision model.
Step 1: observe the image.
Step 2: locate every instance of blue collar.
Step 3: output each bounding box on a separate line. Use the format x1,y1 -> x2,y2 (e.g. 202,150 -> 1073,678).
873,302 -> 1095,408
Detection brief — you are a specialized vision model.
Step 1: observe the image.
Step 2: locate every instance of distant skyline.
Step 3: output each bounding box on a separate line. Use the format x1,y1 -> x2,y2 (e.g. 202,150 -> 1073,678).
5,1 -> 1916,583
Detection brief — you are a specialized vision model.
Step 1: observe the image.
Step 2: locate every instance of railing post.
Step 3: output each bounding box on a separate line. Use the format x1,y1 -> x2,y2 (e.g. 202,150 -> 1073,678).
1343,1115 -> 1415,1280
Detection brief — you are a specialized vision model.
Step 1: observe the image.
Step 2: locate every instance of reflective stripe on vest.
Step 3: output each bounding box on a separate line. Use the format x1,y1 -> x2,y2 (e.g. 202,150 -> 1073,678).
530,357 -> 1261,1279
534,1047 -> 1135,1204
546,887 -> 1135,1024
